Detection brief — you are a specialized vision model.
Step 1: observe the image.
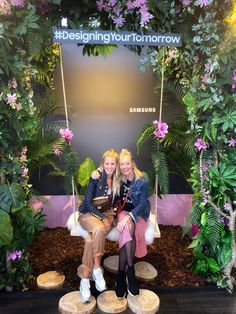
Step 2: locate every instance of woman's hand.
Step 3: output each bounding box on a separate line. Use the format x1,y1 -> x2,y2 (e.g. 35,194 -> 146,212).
117,215 -> 131,232
103,217 -> 112,232
91,169 -> 101,180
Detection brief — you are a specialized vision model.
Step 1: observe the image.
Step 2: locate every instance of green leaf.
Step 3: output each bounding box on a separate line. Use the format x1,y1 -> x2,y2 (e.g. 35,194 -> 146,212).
188,238 -> 199,249
0,210 -> 13,246
194,260 -> 209,274
193,249 -> 206,260
77,157 -> 96,187
207,257 -> 220,273
201,212 -> 207,226
136,124 -> 154,154
218,246 -> 232,268
28,23 -> 40,29
182,92 -> 197,109
0,183 -> 25,213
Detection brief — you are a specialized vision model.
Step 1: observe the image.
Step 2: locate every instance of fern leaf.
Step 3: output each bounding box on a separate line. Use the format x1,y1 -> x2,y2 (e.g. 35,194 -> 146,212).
166,78 -> 185,105
151,143 -> 169,194
136,124 -> 154,154
207,209 -> 222,250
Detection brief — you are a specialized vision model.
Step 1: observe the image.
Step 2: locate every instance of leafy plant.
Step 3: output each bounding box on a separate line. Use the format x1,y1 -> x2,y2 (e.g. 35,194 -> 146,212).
76,157 -> 97,194
137,124 -> 169,194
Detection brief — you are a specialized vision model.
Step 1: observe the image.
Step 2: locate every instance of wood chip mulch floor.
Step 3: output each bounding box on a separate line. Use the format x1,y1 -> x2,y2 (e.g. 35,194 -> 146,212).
28,225 -> 204,291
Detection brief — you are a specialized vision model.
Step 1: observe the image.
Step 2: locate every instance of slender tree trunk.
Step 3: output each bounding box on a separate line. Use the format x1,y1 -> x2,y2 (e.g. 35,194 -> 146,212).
222,211 -> 236,291
6,252 -> 13,292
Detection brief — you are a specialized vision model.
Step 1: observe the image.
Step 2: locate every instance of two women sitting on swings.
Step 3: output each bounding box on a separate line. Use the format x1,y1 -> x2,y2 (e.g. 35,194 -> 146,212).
78,148 -> 151,303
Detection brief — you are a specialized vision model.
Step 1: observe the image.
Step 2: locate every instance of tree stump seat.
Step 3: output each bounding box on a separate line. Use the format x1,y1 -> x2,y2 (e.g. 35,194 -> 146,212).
37,271 -> 65,289
127,289 -> 160,314
134,261 -> 158,281
58,291 -> 96,314
97,290 -> 128,313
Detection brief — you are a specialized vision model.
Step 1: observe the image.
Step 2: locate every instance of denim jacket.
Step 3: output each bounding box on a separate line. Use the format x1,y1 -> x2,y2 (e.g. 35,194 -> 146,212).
125,175 -> 151,222
79,171 -> 110,220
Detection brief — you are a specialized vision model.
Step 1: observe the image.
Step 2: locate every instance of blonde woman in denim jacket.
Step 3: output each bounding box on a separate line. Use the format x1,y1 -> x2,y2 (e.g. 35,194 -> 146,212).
114,149 -> 150,299
78,149 -> 119,303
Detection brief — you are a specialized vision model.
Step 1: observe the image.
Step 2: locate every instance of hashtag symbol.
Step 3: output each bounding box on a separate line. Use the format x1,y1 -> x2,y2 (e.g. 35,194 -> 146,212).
54,30 -> 62,41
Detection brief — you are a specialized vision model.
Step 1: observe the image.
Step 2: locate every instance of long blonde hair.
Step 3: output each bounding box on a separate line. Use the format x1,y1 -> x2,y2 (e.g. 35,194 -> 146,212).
99,148 -> 120,197
119,149 -> 143,183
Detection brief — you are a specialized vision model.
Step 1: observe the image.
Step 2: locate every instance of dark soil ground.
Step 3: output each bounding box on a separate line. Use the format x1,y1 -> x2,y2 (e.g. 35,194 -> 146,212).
28,225 -> 204,291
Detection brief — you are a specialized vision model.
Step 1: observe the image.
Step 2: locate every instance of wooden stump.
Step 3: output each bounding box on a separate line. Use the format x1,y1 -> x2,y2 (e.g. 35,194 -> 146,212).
58,291 -> 96,314
127,289 -> 160,314
97,290 -> 128,313
134,261 -> 158,281
37,271 -> 65,289
103,255 -> 119,273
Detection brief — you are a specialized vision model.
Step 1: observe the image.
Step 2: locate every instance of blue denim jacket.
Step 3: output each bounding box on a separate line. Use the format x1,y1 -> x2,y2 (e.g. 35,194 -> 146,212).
126,176 -> 151,222
79,171 -> 109,220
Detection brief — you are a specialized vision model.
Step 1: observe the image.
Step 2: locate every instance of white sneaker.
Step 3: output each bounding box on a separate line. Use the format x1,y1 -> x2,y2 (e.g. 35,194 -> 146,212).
93,267 -> 107,292
79,278 -> 91,303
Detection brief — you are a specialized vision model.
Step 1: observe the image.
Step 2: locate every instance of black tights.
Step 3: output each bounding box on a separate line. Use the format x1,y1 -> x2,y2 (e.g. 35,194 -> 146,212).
118,221 -> 136,271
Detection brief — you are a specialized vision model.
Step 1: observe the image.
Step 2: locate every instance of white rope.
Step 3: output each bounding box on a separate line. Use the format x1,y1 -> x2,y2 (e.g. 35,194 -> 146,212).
59,44 -> 78,235
154,48 -> 165,236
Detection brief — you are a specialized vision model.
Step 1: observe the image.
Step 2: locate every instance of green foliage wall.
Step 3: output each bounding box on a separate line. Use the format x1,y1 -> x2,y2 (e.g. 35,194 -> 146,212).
0,0 -> 235,291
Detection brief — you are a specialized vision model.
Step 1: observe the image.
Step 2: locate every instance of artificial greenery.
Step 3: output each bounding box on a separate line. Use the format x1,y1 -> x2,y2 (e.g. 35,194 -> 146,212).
0,0 -> 235,292
76,157 -> 97,194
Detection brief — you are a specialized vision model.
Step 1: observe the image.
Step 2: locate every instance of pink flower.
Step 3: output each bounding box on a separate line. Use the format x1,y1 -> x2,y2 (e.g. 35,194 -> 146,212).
112,15 -> 125,27
96,0 -> 105,11
224,203 -> 231,211
15,103 -> 22,111
194,138 -> 208,151
168,49 -> 175,59
204,62 -> 211,72
140,10 -> 154,26
228,138 -> 236,147
181,0 -> 191,5
36,0 -> 52,14
113,5 -> 121,16
53,147 -> 62,155
191,224 -> 199,237
232,70 -> 236,82
20,154 -> 27,162
21,146 -> 27,155
127,0 -> 147,10
22,167 -> 28,177
153,121 -> 168,138
108,0 -> 117,6
134,0 -> 147,7
10,0 -> 25,7
232,83 -> 236,90
200,83 -> 207,91
20,146 -> 27,162
175,5 -> 181,14
59,128 -> 73,142
0,0 -> 11,15
7,250 -> 22,260
198,0 -> 210,8
7,93 -> 17,104
8,78 -> 18,88
127,0 -> 136,9
201,73 -> 210,84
